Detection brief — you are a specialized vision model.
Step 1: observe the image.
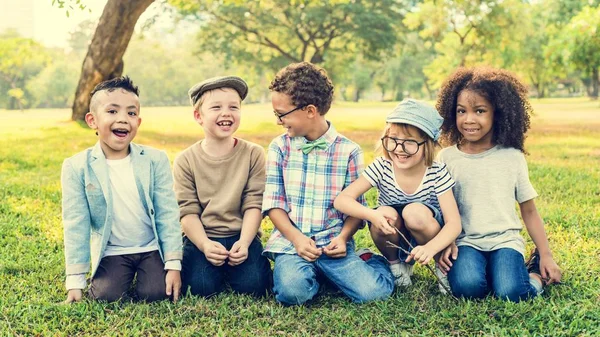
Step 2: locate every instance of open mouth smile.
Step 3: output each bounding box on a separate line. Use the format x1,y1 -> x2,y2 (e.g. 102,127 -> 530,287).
112,128 -> 129,137
216,121 -> 233,127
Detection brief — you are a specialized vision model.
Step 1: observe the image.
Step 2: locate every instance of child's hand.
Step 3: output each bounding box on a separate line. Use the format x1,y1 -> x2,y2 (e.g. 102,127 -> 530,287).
228,240 -> 249,266
406,245 -> 436,265
201,240 -> 229,266
165,270 -> 182,302
437,242 -> 458,274
369,210 -> 396,236
323,236 -> 347,258
540,254 -> 562,285
292,235 -> 322,262
64,289 -> 83,304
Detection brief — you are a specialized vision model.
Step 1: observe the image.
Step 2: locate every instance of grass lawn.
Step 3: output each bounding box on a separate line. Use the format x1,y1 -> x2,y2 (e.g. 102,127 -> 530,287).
0,98 -> 599,336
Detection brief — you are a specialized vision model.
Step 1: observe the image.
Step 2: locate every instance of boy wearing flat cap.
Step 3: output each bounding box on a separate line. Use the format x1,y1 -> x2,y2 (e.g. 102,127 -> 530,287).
173,76 -> 272,297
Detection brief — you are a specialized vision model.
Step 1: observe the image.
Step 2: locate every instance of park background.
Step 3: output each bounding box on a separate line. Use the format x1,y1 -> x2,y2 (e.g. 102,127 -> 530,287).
1,0 -> 599,336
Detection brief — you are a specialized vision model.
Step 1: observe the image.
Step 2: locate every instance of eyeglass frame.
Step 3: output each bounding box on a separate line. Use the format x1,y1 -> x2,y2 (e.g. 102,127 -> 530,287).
273,105 -> 306,122
380,136 -> 426,155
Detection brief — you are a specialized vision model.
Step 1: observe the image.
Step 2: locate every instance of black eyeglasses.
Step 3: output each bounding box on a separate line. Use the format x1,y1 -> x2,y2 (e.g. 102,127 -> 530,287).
381,136 -> 425,155
273,106 -> 305,122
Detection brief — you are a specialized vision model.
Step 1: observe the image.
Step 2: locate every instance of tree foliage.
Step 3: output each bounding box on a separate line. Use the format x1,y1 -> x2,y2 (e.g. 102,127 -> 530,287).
0,32 -> 50,109
169,0 -> 406,72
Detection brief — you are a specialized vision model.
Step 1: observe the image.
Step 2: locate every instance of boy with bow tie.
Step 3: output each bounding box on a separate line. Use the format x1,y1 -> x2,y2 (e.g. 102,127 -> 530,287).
262,62 -> 394,305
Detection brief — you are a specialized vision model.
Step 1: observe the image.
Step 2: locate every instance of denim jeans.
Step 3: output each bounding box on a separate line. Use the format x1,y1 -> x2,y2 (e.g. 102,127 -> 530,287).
272,245 -> 394,305
447,246 -> 542,302
182,235 -> 272,297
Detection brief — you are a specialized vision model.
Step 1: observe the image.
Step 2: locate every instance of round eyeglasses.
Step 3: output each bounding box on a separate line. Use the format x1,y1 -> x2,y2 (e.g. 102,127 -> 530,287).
273,105 -> 305,122
381,136 -> 425,155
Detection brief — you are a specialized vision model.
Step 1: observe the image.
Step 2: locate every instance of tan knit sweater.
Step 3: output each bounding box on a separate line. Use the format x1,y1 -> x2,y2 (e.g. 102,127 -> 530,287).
173,139 -> 266,238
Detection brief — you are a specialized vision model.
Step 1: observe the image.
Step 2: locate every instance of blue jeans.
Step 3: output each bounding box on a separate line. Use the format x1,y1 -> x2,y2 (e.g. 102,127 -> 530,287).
272,246 -> 394,305
448,246 -> 542,302
182,235 -> 272,297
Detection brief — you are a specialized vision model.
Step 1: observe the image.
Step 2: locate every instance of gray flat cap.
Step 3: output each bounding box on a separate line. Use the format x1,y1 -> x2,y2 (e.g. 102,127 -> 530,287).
188,76 -> 248,106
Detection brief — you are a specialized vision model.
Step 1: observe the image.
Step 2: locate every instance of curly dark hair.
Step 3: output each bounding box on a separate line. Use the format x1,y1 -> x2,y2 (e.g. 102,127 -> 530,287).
436,66 -> 532,153
269,62 -> 334,115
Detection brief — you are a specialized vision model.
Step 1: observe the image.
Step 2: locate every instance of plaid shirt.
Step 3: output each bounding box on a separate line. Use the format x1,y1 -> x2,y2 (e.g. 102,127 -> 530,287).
262,123 -> 366,256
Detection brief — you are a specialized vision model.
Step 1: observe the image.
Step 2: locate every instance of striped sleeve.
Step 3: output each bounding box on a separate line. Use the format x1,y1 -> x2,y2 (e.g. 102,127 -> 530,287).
362,157 -> 383,188
434,162 -> 455,196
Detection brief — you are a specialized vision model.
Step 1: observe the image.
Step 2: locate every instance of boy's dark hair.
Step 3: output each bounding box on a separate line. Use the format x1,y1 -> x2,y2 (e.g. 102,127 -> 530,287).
269,62 -> 334,115
90,76 -> 139,98
436,66 -> 532,153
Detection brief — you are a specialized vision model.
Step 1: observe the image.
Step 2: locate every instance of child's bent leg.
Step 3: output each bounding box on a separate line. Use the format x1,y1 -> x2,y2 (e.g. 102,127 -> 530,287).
318,248 -> 394,303
228,238 -> 273,297
489,248 -> 541,302
272,253 -> 319,305
89,255 -> 136,302
135,250 -> 168,302
447,246 -> 489,299
401,203 -> 441,245
182,237 -> 226,297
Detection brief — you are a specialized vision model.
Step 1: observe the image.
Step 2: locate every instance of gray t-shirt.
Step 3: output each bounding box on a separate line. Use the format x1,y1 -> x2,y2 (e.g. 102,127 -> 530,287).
437,145 -> 538,256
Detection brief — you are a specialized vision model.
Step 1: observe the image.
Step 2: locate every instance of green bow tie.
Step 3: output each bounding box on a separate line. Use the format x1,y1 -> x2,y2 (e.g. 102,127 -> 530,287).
301,138 -> 328,154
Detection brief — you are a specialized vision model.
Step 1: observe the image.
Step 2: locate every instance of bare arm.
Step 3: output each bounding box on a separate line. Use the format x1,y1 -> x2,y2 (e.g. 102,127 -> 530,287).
334,176 -> 395,235
520,199 -> 561,284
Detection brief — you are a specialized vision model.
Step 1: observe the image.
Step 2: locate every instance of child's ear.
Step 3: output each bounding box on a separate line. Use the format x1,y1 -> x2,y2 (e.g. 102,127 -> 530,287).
84,112 -> 97,130
193,109 -> 203,125
306,104 -> 318,119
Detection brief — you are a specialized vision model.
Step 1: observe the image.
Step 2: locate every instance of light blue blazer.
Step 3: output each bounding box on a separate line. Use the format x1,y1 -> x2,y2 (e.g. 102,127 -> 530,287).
61,142 -> 183,278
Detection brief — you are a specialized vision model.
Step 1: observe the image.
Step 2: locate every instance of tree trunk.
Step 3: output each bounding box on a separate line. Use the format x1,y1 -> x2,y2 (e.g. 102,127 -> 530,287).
592,67 -> 599,100
71,0 -> 155,121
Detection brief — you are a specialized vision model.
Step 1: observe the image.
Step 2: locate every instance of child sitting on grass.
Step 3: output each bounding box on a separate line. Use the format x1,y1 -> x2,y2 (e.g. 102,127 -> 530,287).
62,76 -> 182,303
436,66 -> 562,302
174,76 -> 272,297
335,99 -> 461,293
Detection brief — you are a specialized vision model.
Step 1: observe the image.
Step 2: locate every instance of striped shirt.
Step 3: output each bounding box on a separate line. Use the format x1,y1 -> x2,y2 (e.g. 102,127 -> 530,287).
363,157 -> 455,212
262,123 -> 366,255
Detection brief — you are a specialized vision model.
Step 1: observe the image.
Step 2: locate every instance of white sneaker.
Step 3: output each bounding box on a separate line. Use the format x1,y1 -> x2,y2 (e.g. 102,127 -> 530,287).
390,262 -> 413,287
435,265 -> 450,295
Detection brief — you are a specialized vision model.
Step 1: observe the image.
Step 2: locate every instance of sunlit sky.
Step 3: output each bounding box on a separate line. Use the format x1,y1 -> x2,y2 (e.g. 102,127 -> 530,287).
0,0 -> 168,48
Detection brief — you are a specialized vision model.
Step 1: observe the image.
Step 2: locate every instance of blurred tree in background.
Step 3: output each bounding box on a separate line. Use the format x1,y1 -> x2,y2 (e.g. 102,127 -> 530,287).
1,0 -> 599,111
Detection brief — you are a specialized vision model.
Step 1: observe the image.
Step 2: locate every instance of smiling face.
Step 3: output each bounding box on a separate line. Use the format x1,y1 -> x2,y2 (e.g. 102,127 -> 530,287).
85,89 -> 141,159
383,124 -> 427,171
271,91 -> 311,138
456,89 -> 495,151
195,88 -> 241,141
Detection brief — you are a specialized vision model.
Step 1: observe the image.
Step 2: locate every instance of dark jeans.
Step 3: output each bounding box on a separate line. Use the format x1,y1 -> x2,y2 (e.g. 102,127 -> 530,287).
89,250 -> 168,302
182,235 -> 272,297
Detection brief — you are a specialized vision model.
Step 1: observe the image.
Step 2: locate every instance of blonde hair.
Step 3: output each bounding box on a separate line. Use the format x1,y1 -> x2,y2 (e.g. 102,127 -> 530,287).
377,123 -> 438,167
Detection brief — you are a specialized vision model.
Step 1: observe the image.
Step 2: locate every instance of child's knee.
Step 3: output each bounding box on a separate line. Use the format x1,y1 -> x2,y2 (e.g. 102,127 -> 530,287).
273,271 -> 318,305
402,203 -> 433,231
351,282 -> 393,303
136,280 -> 168,302
448,270 -> 488,299
377,205 -> 399,220
89,283 -> 127,302
273,278 -> 318,305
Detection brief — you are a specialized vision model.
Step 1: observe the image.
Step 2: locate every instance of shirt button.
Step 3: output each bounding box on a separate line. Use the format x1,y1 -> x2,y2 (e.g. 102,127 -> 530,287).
150,209 -> 154,216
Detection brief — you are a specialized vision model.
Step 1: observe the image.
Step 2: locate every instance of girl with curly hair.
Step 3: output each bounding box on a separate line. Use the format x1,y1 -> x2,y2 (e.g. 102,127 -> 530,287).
436,66 -> 561,302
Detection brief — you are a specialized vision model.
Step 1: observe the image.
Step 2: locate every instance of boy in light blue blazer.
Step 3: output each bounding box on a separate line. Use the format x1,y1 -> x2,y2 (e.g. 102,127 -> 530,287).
62,76 -> 183,303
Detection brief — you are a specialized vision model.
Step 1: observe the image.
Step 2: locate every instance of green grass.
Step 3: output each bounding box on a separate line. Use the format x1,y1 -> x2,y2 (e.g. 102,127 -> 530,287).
1,98 -> 599,336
